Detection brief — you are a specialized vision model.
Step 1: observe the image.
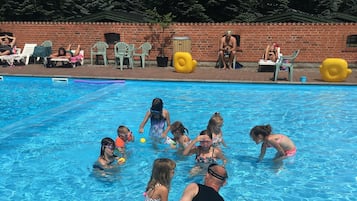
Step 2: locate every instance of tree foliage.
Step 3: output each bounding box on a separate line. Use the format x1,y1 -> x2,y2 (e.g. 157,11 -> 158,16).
0,0 -> 356,22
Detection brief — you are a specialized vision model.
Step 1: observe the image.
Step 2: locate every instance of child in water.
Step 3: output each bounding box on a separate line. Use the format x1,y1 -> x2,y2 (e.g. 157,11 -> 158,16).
115,125 -> 134,158
139,98 -> 171,143
144,158 -> 176,201
207,112 -> 227,147
169,121 -> 191,150
250,124 -> 296,162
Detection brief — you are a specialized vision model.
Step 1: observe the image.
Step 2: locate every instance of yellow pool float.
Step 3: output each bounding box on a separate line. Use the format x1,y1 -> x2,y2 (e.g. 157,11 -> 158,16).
174,52 -> 197,73
319,58 -> 352,82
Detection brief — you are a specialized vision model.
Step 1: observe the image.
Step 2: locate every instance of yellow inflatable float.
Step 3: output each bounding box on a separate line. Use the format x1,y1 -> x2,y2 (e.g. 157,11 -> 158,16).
174,52 -> 197,73
319,58 -> 352,82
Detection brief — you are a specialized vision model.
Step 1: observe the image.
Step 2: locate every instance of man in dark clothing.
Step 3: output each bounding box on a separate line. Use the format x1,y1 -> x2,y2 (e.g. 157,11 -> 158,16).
180,163 -> 227,201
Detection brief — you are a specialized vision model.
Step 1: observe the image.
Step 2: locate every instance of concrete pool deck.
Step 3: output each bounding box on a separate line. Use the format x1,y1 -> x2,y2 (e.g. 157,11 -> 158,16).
0,63 -> 356,84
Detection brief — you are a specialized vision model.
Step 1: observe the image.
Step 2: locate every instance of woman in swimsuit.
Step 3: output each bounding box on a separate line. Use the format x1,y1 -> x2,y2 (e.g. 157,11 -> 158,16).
169,121 -> 191,151
183,129 -> 227,176
144,158 -> 176,201
93,137 -> 124,172
139,98 -> 171,144
50,44 -> 81,59
263,42 -> 280,62
250,124 -> 296,162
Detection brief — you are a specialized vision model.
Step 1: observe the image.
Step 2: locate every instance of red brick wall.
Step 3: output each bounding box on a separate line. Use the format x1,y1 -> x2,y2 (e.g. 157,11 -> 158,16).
1,22 -> 356,64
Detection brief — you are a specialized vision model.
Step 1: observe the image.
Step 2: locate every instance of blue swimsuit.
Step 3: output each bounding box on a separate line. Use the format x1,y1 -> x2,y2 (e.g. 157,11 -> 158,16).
149,110 -> 166,140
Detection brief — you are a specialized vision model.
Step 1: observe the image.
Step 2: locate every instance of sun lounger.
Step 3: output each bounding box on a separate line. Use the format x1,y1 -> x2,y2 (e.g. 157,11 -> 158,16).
0,47 -> 21,66
48,50 -> 84,68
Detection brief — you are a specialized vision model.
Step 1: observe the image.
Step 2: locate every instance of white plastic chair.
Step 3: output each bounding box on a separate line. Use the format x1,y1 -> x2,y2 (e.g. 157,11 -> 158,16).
133,42 -> 152,68
14,43 -> 37,65
90,41 -> 108,65
273,49 -> 300,82
114,42 -> 134,70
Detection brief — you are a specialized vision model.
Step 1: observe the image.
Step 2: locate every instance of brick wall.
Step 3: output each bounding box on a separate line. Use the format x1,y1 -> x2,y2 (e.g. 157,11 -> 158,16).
1,22 -> 356,64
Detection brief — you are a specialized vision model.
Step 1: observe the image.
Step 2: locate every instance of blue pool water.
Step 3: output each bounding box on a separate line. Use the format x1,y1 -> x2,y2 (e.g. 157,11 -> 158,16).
0,76 -> 356,201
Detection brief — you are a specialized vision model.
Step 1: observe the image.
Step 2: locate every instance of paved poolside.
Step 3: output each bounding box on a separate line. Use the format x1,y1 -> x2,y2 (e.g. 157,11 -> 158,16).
0,63 -> 356,84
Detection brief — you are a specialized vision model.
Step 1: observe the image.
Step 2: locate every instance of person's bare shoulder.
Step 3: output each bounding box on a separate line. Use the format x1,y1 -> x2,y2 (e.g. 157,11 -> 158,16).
181,183 -> 199,201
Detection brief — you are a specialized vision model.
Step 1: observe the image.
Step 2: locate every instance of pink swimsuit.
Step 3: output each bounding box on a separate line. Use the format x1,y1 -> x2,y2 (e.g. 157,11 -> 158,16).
285,147 -> 297,156
267,135 -> 296,157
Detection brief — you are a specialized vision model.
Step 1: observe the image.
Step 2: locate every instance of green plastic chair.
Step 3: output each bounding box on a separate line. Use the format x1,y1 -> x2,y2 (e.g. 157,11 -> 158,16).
90,41 -> 109,65
133,42 -> 152,68
274,49 -> 300,82
114,42 -> 134,70
35,40 -> 52,62
41,40 -> 52,47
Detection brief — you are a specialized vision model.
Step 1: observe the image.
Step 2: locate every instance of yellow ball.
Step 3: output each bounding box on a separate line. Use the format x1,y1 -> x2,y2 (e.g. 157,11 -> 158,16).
118,157 -> 126,163
140,138 -> 146,143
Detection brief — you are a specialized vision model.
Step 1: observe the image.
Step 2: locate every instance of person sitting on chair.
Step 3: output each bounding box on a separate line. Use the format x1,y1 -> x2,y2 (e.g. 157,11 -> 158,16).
218,31 -> 237,70
0,34 -> 16,56
263,42 -> 280,62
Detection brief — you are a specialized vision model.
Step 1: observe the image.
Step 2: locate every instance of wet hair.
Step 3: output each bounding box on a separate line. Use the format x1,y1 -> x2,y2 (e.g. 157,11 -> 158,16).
207,112 -> 223,135
199,129 -> 212,140
145,158 -> 176,192
150,98 -> 163,112
58,47 -> 66,56
150,98 -> 164,119
170,121 -> 189,136
99,137 -> 115,158
117,125 -> 129,137
250,124 -> 272,138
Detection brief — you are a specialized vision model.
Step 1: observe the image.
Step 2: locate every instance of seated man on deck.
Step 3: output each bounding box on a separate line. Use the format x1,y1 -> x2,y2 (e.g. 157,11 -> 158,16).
218,31 -> 237,70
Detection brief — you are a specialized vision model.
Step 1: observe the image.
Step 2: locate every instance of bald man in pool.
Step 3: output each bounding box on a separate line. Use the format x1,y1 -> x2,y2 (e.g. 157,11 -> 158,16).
180,163 -> 227,201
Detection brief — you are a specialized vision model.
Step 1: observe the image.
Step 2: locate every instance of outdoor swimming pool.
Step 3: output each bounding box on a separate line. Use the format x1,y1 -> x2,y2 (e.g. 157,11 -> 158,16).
0,76 -> 356,201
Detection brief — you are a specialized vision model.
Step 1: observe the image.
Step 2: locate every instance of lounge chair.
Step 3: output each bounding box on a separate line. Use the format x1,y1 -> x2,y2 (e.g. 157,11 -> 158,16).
0,47 -> 21,66
258,47 -> 282,72
13,43 -> 37,65
49,50 -> 84,68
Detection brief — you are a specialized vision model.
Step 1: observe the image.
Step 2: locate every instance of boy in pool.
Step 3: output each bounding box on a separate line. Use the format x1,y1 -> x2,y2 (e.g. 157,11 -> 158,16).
249,124 -> 296,162
115,125 -> 134,159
